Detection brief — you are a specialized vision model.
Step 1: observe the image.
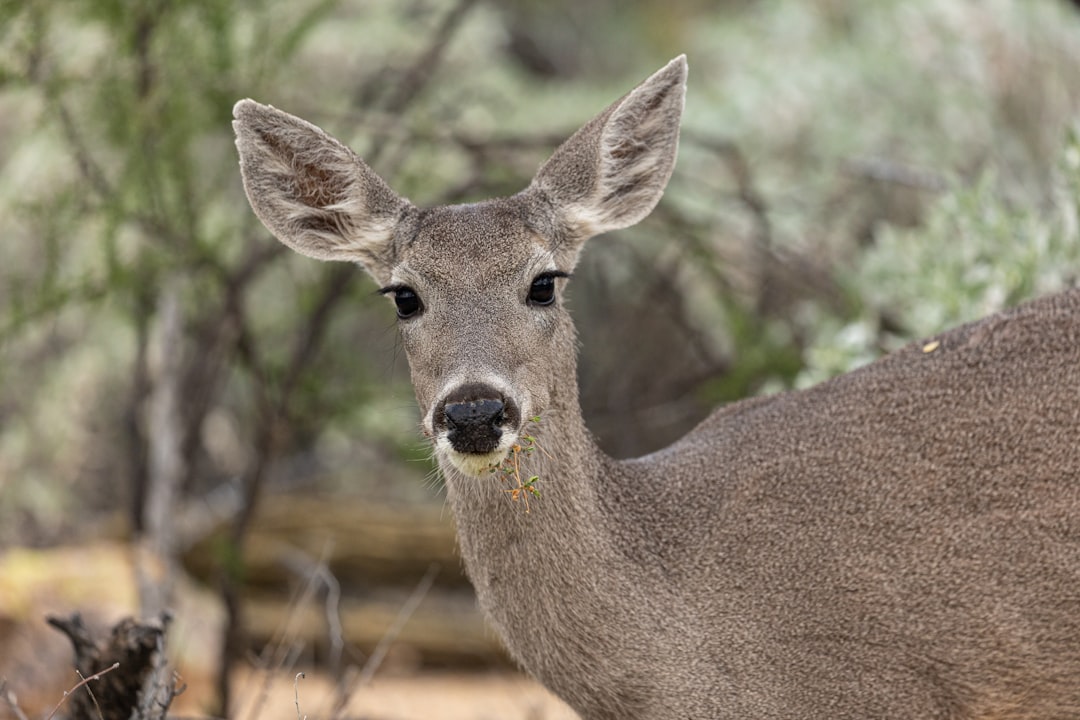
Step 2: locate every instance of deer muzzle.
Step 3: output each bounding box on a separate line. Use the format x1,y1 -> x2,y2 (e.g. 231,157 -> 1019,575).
432,382 -> 522,476
444,398 -> 506,454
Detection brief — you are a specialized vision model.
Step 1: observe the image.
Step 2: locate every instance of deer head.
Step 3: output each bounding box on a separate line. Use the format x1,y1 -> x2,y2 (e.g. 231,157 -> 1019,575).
233,56 -> 686,478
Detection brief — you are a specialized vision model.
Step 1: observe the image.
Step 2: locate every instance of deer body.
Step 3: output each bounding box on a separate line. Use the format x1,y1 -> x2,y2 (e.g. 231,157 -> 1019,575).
234,57 -> 1080,719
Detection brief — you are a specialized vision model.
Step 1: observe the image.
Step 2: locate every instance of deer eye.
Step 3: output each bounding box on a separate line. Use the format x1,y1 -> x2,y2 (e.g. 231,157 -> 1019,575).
379,285 -> 423,319
528,272 -> 567,307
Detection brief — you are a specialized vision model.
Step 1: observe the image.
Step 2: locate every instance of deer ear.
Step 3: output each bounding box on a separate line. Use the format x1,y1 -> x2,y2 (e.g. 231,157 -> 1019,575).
527,55 -> 687,244
233,100 -> 412,282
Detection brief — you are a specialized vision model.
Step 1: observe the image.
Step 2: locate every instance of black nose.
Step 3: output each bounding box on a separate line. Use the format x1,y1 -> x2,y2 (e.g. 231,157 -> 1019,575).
444,398 -> 505,454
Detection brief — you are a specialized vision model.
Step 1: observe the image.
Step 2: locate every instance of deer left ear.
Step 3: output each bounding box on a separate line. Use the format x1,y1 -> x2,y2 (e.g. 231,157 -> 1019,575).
525,56 -> 687,246
233,99 -> 414,284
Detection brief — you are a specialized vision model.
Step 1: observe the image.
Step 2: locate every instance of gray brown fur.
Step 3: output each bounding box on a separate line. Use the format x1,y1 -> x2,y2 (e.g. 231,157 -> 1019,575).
234,56 -> 1080,719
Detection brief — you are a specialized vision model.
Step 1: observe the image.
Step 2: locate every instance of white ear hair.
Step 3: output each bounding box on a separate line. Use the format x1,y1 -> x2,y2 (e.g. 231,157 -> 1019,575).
528,55 -> 687,242
233,100 -> 413,283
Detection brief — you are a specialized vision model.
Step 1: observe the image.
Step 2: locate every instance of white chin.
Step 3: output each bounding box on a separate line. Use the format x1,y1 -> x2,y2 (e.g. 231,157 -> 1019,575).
436,436 -> 514,477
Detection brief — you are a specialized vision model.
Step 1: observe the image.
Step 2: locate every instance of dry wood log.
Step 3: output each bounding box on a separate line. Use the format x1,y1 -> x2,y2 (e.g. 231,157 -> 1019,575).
183,494 -> 469,592
243,588 -> 508,668
46,612 -> 183,720
182,494 -> 513,667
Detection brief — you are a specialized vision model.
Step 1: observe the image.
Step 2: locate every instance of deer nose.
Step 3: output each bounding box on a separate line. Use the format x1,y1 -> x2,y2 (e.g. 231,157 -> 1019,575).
444,398 -> 505,454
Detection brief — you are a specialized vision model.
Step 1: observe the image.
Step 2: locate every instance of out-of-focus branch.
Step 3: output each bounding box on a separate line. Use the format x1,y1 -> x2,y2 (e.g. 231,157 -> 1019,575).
1,679 -> 31,720
382,0 -> 479,117
685,130 -> 773,250
841,155 -> 948,192
216,3 -> 483,705
356,0 -> 480,175
138,281 -> 185,616
331,564 -> 440,719
54,100 -> 114,201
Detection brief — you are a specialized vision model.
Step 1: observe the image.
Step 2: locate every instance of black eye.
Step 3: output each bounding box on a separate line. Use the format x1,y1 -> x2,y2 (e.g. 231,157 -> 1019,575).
393,288 -> 422,318
379,285 -> 423,319
528,273 -> 563,307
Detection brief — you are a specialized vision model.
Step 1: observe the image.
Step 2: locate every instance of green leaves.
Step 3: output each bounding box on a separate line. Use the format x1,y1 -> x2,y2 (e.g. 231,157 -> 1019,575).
797,125 -> 1080,387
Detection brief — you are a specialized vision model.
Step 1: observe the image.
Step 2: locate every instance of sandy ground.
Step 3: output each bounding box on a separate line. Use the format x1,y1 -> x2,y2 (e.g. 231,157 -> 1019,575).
226,668 -> 580,720
0,543 -> 580,720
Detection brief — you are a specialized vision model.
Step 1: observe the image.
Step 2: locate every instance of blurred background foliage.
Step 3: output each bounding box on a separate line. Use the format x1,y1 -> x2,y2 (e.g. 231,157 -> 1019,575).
1,0 -> 1080,708
0,0 -> 1078,611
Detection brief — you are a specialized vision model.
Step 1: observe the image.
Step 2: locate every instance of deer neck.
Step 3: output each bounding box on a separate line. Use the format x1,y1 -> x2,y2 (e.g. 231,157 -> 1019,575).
439,382 -> 679,715
443,381 -> 607,535
440,374 -> 618,593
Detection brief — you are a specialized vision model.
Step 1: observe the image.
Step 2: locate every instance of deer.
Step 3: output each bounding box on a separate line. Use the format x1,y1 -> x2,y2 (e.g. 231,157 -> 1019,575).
233,56 -> 1080,719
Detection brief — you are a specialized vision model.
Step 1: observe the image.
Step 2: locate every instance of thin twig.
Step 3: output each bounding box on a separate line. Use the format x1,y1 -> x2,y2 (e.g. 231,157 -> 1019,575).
238,539 -> 330,720
280,542 -> 346,676
361,0 -> 480,169
280,264 -> 357,402
53,99 -> 114,201
331,564 -> 441,718
294,672 -> 306,720
684,130 -> 774,250
358,563 -> 440,685
382,0 -> 479,116
1,679 -> 31,720
74,670 -> 105,720
243,643 -> 304,720
45,662 -> 119,720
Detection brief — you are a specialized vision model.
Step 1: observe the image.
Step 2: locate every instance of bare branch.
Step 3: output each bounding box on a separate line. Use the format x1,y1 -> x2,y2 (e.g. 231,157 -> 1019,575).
138,280 -> 184,616
74,670 -> 105,720
235,540 -> 336,720
359,0 -> 480,169
1,679 -> 31,720
53,99 -> 113,197
293,673 -> 306,720
281,263 -> 357,402
332,564 -> 441,718
45,663 -> 120,720
279,543 -> 346,677
237,643 -> 304,720
382,0 -> 479,116
685,130 -> 773,250
842,155 -> 948,192
137,628 -> 186,720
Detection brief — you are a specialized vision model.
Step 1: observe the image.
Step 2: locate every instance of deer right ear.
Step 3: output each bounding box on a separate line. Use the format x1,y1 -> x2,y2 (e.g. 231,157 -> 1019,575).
527,55 -> 687,247
233,100 -> 412,283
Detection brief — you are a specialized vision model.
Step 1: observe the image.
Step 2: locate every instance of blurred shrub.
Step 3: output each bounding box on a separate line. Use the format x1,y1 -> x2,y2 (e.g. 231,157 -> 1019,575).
0,0 -> 1078,543
797,125 -> 1080,386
